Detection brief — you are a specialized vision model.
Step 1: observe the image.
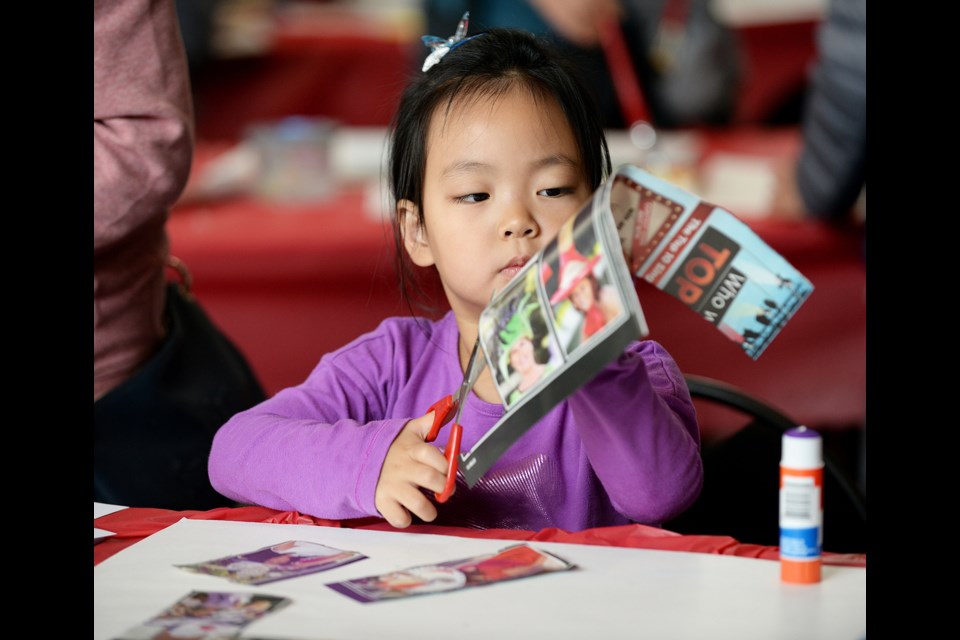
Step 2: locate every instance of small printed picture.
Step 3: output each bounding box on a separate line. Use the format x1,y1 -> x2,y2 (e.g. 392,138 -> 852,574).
542,209 -> 624,355
609,173 -> 684,273
177,539 -> 366,585
112,590 -> 290,640
480,269 -> 564,408
327,544 -> 574,603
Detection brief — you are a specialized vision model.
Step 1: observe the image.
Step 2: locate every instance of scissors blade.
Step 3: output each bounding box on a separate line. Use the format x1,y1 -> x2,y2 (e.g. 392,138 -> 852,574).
449,290 -> 496,427
452,338 -> 485,426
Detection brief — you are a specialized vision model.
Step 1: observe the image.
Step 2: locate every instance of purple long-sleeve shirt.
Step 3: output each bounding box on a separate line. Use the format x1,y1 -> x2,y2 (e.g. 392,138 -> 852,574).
209,311 -> 702,531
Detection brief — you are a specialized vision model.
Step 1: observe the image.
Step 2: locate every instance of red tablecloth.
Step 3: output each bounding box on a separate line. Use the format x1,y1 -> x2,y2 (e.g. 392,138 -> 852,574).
94,506 -> 866,568
193,33 -> 414,140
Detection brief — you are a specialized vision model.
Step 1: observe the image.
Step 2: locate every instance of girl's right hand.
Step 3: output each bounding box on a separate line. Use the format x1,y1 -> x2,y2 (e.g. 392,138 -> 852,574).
374,412 -> 453,528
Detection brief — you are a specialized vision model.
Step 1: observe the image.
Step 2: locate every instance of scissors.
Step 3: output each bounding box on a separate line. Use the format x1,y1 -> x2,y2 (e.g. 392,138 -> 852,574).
425,337 -> 487,503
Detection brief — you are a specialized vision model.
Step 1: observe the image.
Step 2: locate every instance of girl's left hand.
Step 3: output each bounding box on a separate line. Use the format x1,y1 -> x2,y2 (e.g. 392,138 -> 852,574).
374,413 -> 453,528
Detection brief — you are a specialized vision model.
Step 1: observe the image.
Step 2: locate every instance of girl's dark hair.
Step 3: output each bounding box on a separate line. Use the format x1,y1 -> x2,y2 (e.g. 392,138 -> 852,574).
388,28 -> 611,314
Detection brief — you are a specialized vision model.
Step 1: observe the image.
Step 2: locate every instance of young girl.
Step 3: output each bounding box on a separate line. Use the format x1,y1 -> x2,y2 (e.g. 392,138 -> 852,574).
208,22 -> 703,532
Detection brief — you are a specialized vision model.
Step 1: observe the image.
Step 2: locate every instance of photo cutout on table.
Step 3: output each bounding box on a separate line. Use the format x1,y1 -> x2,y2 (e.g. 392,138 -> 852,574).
112,590 -> 290,640
176,539 -> 365,585
327,544 -> 574,603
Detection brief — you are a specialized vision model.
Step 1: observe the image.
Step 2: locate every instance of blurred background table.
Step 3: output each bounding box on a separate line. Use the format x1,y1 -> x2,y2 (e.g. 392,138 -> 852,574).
188,0 -> 825,139
170,0 -> 864,472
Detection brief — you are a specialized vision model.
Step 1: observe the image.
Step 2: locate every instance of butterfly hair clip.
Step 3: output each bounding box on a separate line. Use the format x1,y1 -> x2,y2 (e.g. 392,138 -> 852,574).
421,11 -> 478,72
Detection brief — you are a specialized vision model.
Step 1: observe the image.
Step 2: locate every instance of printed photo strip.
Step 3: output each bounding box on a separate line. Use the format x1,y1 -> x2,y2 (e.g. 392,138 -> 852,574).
176,539 -> 366,586
112,590 -> 291,640
326,544 -> 574,603
465,194 -> 648,485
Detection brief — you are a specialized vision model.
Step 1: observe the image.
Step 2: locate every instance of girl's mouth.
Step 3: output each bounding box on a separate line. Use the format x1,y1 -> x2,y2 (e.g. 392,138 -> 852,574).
499,257 -> 530,280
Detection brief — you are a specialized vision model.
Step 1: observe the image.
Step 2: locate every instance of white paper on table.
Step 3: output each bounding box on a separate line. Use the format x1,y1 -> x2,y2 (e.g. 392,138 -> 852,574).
95,502 -> 129,519
94,528 -> 117,544
94,518 -> 866,640
94,502 -> 128,541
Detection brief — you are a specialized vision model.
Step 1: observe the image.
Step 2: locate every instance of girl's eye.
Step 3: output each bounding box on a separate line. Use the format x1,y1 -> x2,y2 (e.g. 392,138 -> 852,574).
454,193 -> 490,204
538,187 -> 574,198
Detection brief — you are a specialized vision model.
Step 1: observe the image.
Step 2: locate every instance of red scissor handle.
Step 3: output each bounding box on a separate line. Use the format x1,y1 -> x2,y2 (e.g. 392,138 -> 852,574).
436,422 -> 462,503
425,395 -> 461,503
426,395 -> 455,441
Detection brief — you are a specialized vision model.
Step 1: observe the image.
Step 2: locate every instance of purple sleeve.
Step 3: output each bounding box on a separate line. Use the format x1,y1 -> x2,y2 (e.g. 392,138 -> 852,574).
208,332 -> 410,520
567,340 -> 703,523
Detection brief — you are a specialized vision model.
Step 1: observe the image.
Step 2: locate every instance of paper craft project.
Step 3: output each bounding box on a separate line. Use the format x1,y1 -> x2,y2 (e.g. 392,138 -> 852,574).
111,590 -> 290,640
460,187 -> 647,485
457,164 -> 811,486
327,544 -> 574,603
176,539 -> 366,585
609,165 -> 813,359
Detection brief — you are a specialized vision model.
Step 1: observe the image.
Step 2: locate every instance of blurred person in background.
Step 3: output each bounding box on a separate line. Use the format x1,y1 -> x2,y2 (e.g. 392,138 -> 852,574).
95,0 -> 265,510
174,0 -> 221,77
769,0 -> 866,496
770,0 -> 866,228
424,0 -> 742,129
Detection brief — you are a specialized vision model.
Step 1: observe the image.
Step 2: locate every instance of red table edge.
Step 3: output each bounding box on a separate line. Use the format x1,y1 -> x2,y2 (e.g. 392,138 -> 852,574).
94,506 -> 865,568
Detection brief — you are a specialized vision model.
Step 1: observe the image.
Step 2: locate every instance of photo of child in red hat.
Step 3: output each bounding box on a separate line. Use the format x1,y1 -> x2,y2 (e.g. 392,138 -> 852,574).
545,214 -> 624,352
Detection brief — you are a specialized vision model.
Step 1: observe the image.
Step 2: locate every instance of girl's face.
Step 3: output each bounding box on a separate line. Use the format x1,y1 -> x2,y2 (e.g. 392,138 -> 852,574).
569,277 -> 596,312
402,85 -> 591,323
509,336 -> 536,373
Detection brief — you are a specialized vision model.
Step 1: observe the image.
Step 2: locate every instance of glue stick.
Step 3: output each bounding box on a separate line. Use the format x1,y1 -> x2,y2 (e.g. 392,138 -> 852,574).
779,426 -> 823,584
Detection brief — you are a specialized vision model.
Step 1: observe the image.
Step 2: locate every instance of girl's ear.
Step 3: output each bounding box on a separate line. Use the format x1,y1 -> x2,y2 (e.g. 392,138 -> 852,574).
398,199 -> 435,267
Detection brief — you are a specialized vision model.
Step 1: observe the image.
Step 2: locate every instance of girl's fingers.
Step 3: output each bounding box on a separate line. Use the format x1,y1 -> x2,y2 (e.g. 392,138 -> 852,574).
376,413 -> 460,527
398,485 -> 439,523
377,498 -> 413,529
410,441 -> 452,475
376,482 -> 441,528
404,412 -> 436,440
402,415 -> 456,475
393,445 -> 449,495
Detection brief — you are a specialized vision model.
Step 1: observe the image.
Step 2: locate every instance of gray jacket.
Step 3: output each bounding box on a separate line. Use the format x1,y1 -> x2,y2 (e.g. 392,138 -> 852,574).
796,0 -> 867,219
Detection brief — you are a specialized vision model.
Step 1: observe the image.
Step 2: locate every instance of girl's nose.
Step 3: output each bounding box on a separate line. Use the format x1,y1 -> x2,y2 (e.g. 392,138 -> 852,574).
498,204 -> 540,239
